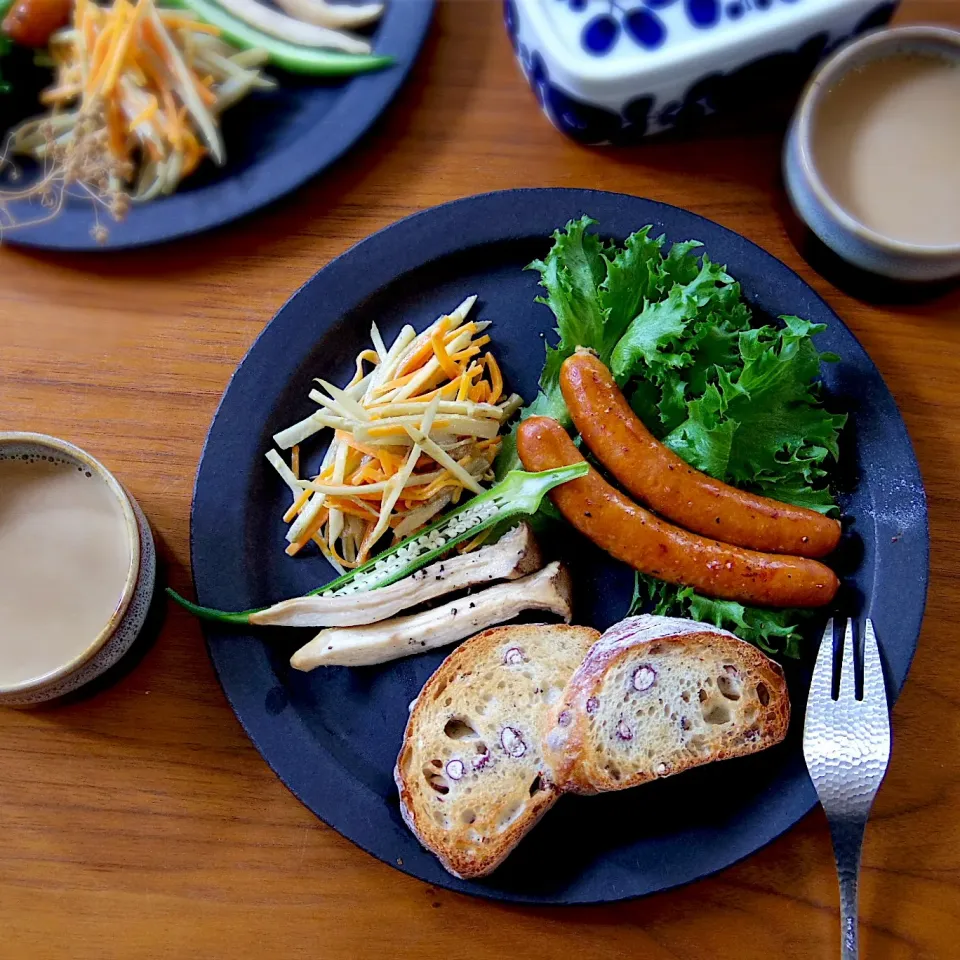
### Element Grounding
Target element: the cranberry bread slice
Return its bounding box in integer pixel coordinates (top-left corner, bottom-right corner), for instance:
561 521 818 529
544 615 791 795
395 623 600 879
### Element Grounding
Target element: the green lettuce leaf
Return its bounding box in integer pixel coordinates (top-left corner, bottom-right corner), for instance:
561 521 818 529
597 226 665 356
630 573 807 659
662 383 737 480
527 215 608 373
718 317 846 509
610 285 697 385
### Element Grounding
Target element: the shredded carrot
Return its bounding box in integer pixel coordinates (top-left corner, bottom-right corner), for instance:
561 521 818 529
485 352 503 403
86 20 117 95
100 0 145 97
457 527 493 554
377 450 399 474
396 341 434 378
449 345 480 364
285 507 330 556
181 140 204 176
129 95 159 129
456 363 482 402
350 463 382 485
414 378 462 403
335 431 402 469
443 322 474 345
159 86 182 148
366 424 414 439
430 331 460 381
192 72 217 107
158 13 221 34
321 539 359 569
375 368 421 393
283 489 311 524
291 445 300 479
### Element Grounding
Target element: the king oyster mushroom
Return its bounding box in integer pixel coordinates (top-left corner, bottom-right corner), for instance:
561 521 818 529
250 523 542 628
290 561 573 670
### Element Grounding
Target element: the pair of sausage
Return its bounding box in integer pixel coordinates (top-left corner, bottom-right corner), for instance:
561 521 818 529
562 350 841 558
516 353 840 608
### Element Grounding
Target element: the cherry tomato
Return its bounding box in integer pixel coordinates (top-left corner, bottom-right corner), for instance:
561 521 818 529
3 0 72 49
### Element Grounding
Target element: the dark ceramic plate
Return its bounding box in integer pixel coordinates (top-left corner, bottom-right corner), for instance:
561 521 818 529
191 188 928 904
0 1 434 250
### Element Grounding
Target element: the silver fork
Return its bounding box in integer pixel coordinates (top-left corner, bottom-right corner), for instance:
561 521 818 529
802 618 892 960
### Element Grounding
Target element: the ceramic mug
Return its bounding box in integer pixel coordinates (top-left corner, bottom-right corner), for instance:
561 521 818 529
0 433 156 706
784 24 960 282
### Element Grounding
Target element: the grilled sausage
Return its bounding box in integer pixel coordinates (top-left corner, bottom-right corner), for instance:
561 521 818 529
560 350 841 559
517 416 839 608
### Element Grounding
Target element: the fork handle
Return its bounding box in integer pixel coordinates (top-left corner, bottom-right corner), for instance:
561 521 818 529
829 817 867 960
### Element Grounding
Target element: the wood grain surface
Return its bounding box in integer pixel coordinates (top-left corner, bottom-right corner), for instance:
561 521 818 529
2 2 958 957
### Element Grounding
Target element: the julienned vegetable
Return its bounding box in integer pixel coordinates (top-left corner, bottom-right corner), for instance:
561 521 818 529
268 295 522 569
496 217 847 656
178 0 394 75
2 0 274 235
167 464 589 624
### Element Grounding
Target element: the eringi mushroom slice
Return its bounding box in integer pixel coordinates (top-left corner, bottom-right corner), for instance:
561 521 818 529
273 0 384 30
290 561 573 670
251 523 542 628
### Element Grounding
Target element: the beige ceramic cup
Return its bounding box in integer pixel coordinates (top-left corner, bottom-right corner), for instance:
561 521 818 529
0 433 156 706
784 25 960 282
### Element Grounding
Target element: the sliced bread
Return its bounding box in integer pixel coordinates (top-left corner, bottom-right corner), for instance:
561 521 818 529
395 623 600 879
544 615 791 795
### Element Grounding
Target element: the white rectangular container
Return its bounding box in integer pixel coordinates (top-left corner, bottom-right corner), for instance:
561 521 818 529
505 0 899 142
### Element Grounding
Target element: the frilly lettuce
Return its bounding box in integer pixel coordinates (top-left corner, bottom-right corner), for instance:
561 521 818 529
496 216 846 657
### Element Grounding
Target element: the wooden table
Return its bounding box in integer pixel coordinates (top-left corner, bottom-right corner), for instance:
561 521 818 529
2 2 958 957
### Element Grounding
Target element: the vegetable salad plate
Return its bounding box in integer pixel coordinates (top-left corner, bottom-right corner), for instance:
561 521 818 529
190 188 928 903
0 0 433 250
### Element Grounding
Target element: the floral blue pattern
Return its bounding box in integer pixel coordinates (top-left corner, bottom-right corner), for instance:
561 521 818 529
507 0 900 144
570 0 809 57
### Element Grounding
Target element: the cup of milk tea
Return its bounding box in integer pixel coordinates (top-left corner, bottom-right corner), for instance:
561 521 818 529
0 433 156 706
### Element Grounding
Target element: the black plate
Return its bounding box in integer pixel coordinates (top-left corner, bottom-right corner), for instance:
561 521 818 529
191 189 929 904
1 1 434 250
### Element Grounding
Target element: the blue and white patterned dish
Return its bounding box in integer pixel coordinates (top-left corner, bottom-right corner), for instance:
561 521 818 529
505 0 899 142
785 25 960 282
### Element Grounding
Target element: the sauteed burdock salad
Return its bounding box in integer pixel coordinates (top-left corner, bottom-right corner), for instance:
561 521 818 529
172 217 846 664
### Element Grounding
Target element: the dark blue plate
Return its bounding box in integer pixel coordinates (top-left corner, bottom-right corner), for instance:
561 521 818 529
191 188 929 904
2 1 434 250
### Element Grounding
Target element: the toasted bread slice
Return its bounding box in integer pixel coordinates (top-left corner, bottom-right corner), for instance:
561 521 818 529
395 623 600 879
544 615 791 795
